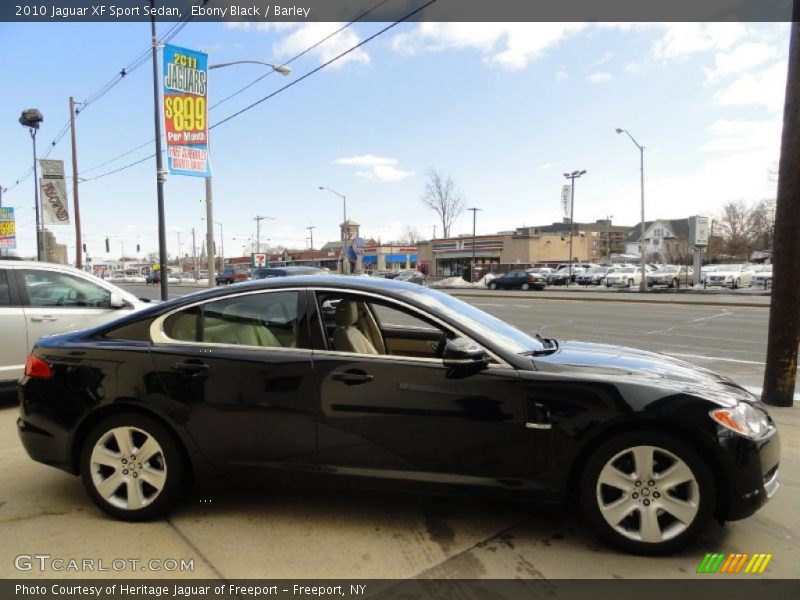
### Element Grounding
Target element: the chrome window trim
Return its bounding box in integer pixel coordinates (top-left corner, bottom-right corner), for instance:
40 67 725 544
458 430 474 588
150 287 306 351
309 286 512 369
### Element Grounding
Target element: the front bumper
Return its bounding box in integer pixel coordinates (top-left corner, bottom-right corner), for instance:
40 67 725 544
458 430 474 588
716 426 781 521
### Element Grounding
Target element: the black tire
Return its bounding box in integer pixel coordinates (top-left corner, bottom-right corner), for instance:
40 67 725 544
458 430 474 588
671 278 679 289
627 279 634 288
489 282 497 290
521 282 530 291
80 413 187 521
579 431 716 555
734 278 740 289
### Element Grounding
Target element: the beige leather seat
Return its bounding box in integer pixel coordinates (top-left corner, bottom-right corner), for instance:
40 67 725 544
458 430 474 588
333 300 379 354
204 303 281 347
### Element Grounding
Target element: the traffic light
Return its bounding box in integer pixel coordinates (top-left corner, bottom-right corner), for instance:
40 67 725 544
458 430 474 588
105 237 110 253
82 243 87 253
136 243 140 253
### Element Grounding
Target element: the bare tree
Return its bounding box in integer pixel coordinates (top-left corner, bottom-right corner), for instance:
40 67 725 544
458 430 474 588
751 198 777 250
398 225 422 245
717 201 759 258
420 167 465 238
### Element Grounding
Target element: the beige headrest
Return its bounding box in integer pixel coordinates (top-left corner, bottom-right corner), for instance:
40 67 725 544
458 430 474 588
334 300 359 327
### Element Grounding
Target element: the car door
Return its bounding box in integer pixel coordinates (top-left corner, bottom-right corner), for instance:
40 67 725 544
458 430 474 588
16 267 136 350
148 288 316 467
310 289 533 487
0 267 29 385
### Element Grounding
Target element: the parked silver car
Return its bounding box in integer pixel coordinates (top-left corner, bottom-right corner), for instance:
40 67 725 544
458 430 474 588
0 260 148 388
646 265 693 288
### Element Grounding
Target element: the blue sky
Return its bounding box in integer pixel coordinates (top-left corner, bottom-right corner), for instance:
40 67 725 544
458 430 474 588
0 21 789 262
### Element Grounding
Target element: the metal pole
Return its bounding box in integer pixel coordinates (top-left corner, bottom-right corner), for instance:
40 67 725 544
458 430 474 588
568 177 575 287
150 0 169 301
218 222 223 267
205 177 215 287
468 207 480 283
192 227 197 277
69 97 83 269
31 130 42 261
639 145 647 292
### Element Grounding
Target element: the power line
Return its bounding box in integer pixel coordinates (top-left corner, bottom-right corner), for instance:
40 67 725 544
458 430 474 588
211 0 437 130
210 0 392 111
4 1 205 192
81 0 388 176
83 0 439 184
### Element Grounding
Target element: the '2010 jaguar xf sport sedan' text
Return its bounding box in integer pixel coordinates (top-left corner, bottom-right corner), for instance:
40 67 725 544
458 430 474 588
17 277 780 555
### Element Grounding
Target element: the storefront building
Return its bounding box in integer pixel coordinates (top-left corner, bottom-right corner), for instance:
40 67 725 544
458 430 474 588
416 231 598 277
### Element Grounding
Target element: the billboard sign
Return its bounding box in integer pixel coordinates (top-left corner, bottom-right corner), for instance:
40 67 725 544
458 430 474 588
0 207 16 249
163 44 211 178
39 159 70 225
689 215 709 247
561 185 571 219
252 253 267 267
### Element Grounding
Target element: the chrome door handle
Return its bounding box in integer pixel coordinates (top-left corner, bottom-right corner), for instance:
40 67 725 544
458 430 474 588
332 370 373 385
30 316 58 322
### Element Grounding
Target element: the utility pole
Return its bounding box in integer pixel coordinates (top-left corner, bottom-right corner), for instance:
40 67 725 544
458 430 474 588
307 226 316 251
763 13 800 408
191 227 197 277
149 0 169 300
254 215 274 254
563 170 587 287
467 207 481 282
69 96 83 269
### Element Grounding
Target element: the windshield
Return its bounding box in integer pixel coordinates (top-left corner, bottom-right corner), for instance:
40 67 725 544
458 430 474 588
616 267 635 274
656 266 679 274
400 286 545 354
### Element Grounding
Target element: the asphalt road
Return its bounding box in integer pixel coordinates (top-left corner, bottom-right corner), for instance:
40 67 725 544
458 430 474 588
0 284 796 580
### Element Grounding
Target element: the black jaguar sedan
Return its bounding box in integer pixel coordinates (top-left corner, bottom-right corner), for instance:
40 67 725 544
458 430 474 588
18 277 779 555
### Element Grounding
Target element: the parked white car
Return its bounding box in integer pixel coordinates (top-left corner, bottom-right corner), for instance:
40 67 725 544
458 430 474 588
646 265 693 288
752 265 773 288
605 266 648 288
705 264 755 289
0 260 150 388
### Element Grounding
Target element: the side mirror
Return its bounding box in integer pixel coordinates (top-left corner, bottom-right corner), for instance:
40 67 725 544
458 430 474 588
443 337 489 369
109 291 126 309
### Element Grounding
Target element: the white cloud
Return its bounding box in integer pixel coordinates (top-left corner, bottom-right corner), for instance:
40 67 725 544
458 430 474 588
224 22 369 68
272 23 369 68
555 70 568 82
623 61 641 74
652 23 748 60
713 61 787 111
704 42 779 83
390 23 587 70
334 155 413 182
587 71 613 83
703 119 782 154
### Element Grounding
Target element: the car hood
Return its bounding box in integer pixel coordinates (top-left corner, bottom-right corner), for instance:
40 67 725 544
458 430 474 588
531 340 754 407
707 270 741 277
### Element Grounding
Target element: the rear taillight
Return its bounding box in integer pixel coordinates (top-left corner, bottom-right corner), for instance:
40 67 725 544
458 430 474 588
24 355 53 380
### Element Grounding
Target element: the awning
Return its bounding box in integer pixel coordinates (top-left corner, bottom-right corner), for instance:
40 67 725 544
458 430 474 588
386 254 408 262
362 255 377 264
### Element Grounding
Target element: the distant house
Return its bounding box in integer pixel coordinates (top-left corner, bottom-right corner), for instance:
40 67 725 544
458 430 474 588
625 218 692 262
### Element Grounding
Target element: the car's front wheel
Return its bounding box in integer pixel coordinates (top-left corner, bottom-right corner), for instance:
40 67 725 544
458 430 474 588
488 282 497 290
521 282 530 291
80 413 187 521
580 432 715 555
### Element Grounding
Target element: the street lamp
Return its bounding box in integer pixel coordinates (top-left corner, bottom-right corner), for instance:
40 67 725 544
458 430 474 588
467 207 481 282
19 108 44 261
616 127 647 292
319 186 348 274
563 170 587 287
203 60 290 288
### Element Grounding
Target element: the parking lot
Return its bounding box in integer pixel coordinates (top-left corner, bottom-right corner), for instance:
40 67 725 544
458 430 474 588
1 290 797 579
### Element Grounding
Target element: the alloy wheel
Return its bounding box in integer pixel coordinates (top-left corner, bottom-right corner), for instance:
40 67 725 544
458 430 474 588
595 445 700 543
89 426 167 511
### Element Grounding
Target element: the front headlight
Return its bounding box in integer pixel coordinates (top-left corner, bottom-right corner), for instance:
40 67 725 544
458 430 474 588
710 403 771 439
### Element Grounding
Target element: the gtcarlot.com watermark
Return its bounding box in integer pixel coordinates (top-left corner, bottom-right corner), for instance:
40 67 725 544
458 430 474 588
14 554 194 573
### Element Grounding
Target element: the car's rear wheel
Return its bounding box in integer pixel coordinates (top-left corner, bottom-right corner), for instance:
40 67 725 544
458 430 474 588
734 278 740 289
489 282 497 290
627 279 634 288
671 278 679 288
521 282 530 290
80 414 186 521
580 432 715 555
